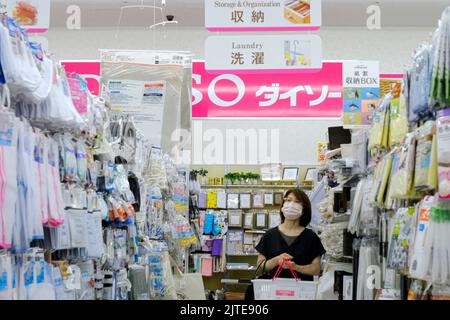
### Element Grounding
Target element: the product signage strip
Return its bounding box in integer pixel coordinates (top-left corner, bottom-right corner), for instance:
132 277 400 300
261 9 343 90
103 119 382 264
205 0 321 31
7 0 50 33
192 61 343 118
205 35 322 73
342 60 380 126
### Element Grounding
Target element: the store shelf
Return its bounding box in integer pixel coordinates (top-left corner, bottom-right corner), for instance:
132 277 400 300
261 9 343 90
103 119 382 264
227 254 259 257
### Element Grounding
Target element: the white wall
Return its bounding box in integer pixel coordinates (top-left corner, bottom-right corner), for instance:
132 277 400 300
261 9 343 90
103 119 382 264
42 26 432 164
44 26 434 73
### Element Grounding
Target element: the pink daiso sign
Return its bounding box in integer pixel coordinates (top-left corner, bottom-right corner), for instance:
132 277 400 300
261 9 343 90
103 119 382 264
192 61 343 118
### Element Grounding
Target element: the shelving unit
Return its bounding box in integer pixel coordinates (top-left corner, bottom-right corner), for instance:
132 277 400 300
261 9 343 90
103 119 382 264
195 171 314 296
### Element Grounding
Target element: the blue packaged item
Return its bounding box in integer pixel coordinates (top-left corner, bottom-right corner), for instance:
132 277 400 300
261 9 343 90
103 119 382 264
203 213 214 235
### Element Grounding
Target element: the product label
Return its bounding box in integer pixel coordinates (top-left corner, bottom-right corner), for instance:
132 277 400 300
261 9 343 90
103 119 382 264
108 79 166 146
342 60 380 127
36 263 45 284
67 77 88 115
0 271 7 291
24 265 34 287
0 128 13 146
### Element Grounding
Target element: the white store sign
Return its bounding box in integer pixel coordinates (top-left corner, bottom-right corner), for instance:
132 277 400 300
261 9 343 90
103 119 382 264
205 0 322 31
205 34 322 72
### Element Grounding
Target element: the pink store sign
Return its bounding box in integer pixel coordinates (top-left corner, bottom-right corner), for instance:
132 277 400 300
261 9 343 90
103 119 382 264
192 61 343 118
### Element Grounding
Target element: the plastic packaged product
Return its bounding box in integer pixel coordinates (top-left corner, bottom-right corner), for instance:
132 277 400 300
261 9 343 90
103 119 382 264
409 196 434 280
75 140 88 184
414 122 435 191
436 111 450 199
427 130 438 191
27 54 54 103
100 50 191 152
77 260 95 300
107 196 125 222
35 133 50 226
389 133 417 199
0 253 13 300
47 65 86 130
407 44 433 121
148 187 164 239
427 198 450 284
104 161 115 192
53 265 70 300
46 138 65 227
351 129 369 173
368 94 391 155
129 264 149 300
385 149 401 209
0 18 42 94
387 207 414 271
30 259 56 300
59 133 77 182
13 122 43 252
114 165 135 203
25 126 43 240
113 229 128 269
357 237 380 300
376 153 393 208
389 88 409 147
0 102 19 249
430 8 450 109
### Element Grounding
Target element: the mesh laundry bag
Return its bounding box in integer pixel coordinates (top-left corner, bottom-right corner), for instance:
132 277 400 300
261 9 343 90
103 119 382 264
100 50 192 155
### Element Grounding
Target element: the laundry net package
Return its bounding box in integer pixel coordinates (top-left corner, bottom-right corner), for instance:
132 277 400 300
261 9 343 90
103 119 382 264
100 50 193 157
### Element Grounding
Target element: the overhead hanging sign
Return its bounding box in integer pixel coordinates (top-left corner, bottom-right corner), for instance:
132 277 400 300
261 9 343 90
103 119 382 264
7 0 50 33
342 60 380 126
205 0 321 31
205 35 322 73
192 60 342 118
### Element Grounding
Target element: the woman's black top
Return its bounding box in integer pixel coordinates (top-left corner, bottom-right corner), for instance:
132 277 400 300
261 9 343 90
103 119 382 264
255 226 326 281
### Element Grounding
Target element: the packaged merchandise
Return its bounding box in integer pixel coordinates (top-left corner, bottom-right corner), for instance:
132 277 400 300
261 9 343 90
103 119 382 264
436 110 450 199
414 121 437 192
389 133 417 199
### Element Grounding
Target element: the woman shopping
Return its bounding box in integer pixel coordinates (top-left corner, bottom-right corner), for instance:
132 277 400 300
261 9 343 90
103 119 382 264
246 189 326 299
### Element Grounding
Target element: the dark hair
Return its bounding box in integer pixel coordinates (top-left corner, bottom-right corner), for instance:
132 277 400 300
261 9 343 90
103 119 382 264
280 189 312 227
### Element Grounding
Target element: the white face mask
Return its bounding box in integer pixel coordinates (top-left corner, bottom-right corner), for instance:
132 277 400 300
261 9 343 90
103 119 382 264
282 202 303 221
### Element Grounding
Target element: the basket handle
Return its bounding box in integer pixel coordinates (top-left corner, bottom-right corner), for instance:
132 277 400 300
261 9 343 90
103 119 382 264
272 259 300 282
